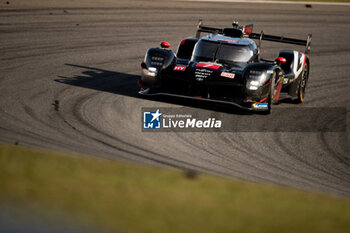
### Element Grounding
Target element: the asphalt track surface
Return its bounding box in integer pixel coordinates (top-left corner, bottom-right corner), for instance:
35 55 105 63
0 0 349 196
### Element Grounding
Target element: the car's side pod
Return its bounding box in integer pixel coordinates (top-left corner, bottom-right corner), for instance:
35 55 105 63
141 48 176 86
277 50 309 77
277 50 310 97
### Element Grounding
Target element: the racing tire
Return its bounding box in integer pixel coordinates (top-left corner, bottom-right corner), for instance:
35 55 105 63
261 85 273 115
294 63 309 104
258 73 274 115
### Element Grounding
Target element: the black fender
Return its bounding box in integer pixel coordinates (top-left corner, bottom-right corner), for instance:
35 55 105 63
176 38 199 62
141 48 176 86
243 63 282 102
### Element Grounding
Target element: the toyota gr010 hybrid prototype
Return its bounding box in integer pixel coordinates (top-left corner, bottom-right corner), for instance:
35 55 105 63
138 21 312 114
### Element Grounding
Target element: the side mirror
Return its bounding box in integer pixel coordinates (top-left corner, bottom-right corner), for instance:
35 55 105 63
275 57 287 64
160 41 170 48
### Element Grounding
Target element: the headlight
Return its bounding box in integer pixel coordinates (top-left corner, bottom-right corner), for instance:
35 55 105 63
148 67 157 73
142 67 158 77
246 70 267 90
150 56 165 67
247 81 259 90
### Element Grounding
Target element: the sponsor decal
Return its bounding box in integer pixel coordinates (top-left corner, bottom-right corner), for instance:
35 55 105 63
143 109 161 129
213 37 238 43
253 103 268 110
195 63 221 70
173 66 186 71
220 72 235 79
195 68 213 81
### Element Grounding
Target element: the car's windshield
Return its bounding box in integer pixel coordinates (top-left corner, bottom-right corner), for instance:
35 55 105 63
192 40 253 63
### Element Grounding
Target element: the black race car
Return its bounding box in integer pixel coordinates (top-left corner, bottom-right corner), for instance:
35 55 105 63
138 20 312 114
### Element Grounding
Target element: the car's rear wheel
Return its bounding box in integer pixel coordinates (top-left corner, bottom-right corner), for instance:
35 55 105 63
294 63 309 104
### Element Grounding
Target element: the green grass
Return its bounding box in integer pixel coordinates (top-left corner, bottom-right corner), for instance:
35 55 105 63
1 143 350 233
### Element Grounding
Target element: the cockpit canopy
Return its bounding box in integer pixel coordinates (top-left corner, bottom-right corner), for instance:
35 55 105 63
191 38 258 64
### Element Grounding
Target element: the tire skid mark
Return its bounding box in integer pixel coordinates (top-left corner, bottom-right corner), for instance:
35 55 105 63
272 134 350 194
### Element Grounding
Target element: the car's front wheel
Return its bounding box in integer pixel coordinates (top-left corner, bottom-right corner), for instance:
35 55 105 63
262 84 273 114
258 73 274 115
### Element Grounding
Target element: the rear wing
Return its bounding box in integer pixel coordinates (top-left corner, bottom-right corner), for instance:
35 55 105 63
249 32 312 54
195 26 222 38
195 20 312 54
